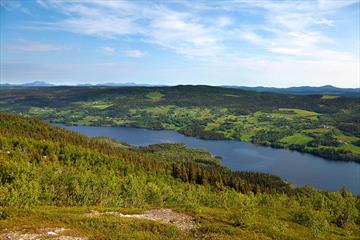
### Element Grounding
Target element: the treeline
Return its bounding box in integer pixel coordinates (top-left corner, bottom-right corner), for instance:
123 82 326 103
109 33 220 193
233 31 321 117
179 124 225 140
171 161 289 194
289 145 359 162
250 129 359 162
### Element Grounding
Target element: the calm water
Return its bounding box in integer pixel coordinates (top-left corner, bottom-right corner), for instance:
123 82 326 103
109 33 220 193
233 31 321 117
58 125 360 194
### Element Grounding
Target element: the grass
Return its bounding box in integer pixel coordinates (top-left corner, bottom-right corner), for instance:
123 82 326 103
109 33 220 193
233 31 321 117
321 95 340 100
146 92 165 101
2 205 358 240
29 107 55 116
278 108 319 119
340 144 360 155
74 101 113 110
280 133 314 145
0 207 186 240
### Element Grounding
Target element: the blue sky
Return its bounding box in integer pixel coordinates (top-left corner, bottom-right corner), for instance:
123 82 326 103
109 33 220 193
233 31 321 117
0 0 359 87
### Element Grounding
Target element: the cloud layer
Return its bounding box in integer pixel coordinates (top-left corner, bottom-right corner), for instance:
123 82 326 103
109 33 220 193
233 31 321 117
1 0 359 87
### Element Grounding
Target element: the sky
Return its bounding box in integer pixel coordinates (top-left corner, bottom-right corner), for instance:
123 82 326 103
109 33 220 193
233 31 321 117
0 0 359 87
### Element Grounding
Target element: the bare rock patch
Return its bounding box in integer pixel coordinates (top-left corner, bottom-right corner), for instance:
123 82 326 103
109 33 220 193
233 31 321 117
87 209 197 231
0 227 87 240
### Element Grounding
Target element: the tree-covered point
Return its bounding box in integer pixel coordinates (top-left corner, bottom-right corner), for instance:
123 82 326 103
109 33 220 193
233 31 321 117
0 85 359 162
1 113 359 239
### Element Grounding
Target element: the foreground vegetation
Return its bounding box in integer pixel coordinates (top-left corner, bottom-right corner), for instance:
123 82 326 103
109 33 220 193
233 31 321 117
0 113 359 239
0 85 359 162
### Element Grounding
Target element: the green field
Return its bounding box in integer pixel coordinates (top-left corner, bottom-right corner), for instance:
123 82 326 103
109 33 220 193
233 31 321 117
321 95 341 100
146 91 165 101
280 134 314 145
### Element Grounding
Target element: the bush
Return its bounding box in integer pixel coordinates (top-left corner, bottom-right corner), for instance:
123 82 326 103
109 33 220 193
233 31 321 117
0 207 10 220
327 190 358 227
293 207 329 237
230 204 256 227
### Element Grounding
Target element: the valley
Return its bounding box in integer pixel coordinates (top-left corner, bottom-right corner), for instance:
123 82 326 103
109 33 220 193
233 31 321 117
1 86 359 162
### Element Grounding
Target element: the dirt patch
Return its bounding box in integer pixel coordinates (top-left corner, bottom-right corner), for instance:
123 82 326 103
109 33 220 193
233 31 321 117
87 209 197 231
0 227 87 240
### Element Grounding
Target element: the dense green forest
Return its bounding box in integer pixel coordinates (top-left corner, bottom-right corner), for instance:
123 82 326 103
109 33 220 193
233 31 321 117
1 85 359 162
0 112 359 239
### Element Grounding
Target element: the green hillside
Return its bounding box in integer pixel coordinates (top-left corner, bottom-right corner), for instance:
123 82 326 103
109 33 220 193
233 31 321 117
1 85 359 162
0 113 359 239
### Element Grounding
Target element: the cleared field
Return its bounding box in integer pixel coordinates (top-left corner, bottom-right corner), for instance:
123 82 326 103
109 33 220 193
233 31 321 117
146 91 165 101
321 95 340 100
278 108 319 119
280 133 314 145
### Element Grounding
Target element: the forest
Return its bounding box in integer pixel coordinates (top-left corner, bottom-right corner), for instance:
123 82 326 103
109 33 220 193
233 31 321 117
0 112 359 239
0 85 359 162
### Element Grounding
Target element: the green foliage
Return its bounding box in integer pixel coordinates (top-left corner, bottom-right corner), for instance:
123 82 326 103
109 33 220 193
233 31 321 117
229 196 257 228
327 188 358 227
293 207 329 237
0 113 359 239
0 113 291 197
0 207 10 220
146 91 165 101
271 220 288 235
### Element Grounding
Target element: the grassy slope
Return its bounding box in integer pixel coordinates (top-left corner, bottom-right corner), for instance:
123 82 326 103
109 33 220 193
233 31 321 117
3 205 358 240
0 113 359 239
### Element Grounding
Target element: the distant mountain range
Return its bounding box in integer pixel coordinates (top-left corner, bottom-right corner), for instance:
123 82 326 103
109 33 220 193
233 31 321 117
0 81 56 87
1 81 358 96
78 82 158 87
223 85 359 96
0 81 158 87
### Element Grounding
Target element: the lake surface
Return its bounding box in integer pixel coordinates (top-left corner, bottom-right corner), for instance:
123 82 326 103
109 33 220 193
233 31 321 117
58 125 360 195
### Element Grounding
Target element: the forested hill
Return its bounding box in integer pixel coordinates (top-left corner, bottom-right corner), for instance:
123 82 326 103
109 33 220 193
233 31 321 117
0 112 291 195
1 85 359 162
1 112 359 239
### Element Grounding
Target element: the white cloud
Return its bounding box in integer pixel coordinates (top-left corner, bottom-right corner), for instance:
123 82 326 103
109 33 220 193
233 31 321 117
101 46 116 55
216 17 232 28
240 31 265 44
29 0 357 61
10 40 63 52
269 47 307 56
35 0 48 8
30 0 224 58
4 0 358 87
124 50 146 58
0 0 30 14
312 18 335 26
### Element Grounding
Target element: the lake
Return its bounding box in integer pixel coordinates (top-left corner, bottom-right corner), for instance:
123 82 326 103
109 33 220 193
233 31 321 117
58 124 360 195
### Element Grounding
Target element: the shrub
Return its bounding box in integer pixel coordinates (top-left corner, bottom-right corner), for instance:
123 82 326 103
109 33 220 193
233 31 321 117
230 204 256 227
0 207 10 220
293 207 329 237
